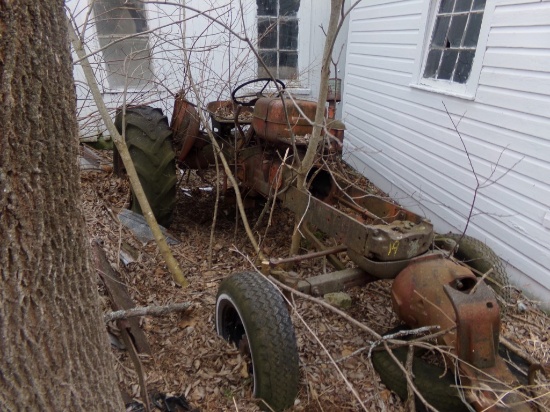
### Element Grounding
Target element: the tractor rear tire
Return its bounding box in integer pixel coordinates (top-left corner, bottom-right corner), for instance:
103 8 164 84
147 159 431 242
439 233 510 303
115 106 176 227
216 272 299 411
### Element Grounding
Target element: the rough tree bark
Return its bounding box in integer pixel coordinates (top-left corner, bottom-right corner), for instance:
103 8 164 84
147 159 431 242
0 1 124 410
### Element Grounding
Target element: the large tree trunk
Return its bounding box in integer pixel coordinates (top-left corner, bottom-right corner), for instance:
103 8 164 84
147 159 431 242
0 1 124 410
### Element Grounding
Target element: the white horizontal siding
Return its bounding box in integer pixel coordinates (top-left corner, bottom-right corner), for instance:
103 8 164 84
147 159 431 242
483 48 550 72
479 68 550 96
349 43 418 59
352 0 423 20
348 30 419 45
346 54 415 73
476 84 550 119
488 26 550 49
349 14 421 32
345 70 550 158
342 0 550 302
491 2 550 27
344 89 550 220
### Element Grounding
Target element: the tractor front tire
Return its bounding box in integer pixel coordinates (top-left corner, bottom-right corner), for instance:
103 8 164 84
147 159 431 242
216 272 299 411
115 106 176 227
372 327 470 412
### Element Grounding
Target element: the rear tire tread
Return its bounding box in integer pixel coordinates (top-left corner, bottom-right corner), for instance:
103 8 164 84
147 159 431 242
114 106 176 227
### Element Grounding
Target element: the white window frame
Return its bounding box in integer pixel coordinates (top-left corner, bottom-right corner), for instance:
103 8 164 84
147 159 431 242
411 0 495 100
92 0 155 92
256 1 299 80
253 0 312 93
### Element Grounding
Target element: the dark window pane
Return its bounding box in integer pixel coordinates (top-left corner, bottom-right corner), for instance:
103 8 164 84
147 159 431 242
280 0 300 16
454 0 472 12
448 14 467 47
258 18 277 49
258 51 277 77
453 50 474 83
431 16 450 47
127 3 148 33
257 0 276 16
279 51 298 79
98 36 153 88
279 19 298 50
473 0 486 11
424 49 442 78
437 50 458 80
259 50 277 66
439 0 454 13
94 0 148 35
464 12 483 47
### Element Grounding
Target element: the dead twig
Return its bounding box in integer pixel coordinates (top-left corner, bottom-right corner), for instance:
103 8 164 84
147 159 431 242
104 302 192 323
405 344 416 412
269 276 382 340
469 268 493 295
119 323 151 412
286 292 369 411
382 341 439 412
413 289 456 325
500 335 539 366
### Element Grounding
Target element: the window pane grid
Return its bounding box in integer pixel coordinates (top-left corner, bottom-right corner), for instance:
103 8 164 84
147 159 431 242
423 0 485 84
93 0 153 88
257 0 299 79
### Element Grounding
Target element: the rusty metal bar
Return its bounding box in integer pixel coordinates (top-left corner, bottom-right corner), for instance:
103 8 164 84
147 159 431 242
334 194 382 222
302 224 346 270
269 245 347 268
444 283 500 369
296 267 375 296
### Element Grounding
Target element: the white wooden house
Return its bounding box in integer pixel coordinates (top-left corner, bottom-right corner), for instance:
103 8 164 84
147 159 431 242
67 0 347 139
341 0 550 307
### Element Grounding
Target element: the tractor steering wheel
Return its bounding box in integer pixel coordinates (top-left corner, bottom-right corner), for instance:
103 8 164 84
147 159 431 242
231 78 286 106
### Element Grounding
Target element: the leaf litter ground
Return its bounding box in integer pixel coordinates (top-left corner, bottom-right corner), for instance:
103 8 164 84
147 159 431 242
80 147 549 411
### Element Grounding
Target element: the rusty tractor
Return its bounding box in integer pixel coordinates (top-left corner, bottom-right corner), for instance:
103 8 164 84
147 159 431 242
114 78 532 412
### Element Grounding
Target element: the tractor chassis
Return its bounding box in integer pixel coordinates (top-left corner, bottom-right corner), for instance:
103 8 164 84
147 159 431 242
119 81 529 411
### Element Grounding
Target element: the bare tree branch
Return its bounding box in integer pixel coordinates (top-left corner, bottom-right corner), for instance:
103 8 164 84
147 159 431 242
104 302 192 323
67 15 189 287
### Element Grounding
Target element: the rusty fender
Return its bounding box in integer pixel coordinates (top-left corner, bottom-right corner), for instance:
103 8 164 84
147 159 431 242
391 256 530 411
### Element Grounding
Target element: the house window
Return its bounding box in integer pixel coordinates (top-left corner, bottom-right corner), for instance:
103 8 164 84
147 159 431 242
257 0 300 80
423 0 486 84
93 0 153 89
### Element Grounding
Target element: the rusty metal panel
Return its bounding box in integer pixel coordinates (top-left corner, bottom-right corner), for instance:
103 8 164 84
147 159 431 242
171 95 200 163
346 249 431 279
391 258 530 411
280 186 433 262
444 283 499 369
252 97 317 142
281 185 369 250
343 185 425 224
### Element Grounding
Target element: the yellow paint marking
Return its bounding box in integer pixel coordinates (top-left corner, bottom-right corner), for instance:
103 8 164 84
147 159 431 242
388 241 400 257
